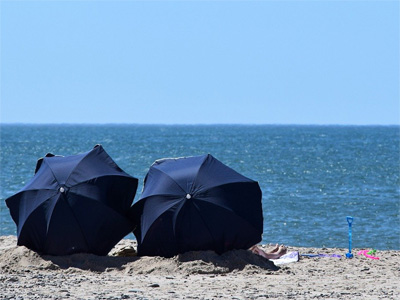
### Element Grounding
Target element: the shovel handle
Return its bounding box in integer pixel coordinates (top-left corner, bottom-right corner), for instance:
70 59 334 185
345 216 354 258
347 216 353 226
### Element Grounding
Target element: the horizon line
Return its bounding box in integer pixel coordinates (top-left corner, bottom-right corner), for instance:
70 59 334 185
0 122 399 127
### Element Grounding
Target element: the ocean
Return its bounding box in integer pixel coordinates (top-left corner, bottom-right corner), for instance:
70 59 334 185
1 124 399 250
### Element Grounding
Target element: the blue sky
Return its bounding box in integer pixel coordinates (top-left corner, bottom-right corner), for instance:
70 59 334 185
1 1 399 125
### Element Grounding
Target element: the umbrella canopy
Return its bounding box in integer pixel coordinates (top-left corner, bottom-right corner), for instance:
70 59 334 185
130 154 263 258
5 145 138 256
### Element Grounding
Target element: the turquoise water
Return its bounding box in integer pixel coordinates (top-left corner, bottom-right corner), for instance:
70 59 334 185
1 124 399 250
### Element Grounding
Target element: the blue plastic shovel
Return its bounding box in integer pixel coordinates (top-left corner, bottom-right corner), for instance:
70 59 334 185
346 216 354 258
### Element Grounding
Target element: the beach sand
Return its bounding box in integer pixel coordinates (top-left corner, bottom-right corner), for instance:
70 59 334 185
0 235 398 299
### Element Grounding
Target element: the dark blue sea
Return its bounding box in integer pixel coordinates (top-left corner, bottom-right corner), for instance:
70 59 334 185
1 124 399 250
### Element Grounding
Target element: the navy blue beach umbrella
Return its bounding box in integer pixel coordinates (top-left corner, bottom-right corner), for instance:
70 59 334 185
5 145 138 256
130 154 263 258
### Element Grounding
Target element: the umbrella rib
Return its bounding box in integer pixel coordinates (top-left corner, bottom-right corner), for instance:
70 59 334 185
15 192 58 236
50 194 91 251
43 160 61 188
193 197 262 243
64 155 132 189
153 167 188 195
181 200 219 247
186 155 209 195
12 189 58 217
191 155 254 194
16 187 56 194
63 154 88 186
44 154 95 189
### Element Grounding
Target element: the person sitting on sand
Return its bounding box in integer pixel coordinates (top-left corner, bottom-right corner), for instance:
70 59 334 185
249 244 287 259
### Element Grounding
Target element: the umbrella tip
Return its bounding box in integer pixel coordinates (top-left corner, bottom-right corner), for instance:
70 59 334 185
186 194 192 199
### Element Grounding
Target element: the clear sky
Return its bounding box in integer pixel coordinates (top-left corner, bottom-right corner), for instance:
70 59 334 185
1 0 399 125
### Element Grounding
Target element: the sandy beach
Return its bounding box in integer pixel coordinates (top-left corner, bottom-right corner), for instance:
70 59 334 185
0 235 398 299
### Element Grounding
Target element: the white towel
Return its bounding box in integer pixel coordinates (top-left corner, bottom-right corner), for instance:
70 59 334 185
270 251 299 265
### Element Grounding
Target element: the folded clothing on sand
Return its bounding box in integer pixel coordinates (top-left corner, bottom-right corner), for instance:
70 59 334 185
270 251 299 265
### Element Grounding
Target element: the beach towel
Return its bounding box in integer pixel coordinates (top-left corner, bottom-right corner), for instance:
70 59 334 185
270 251 299 265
